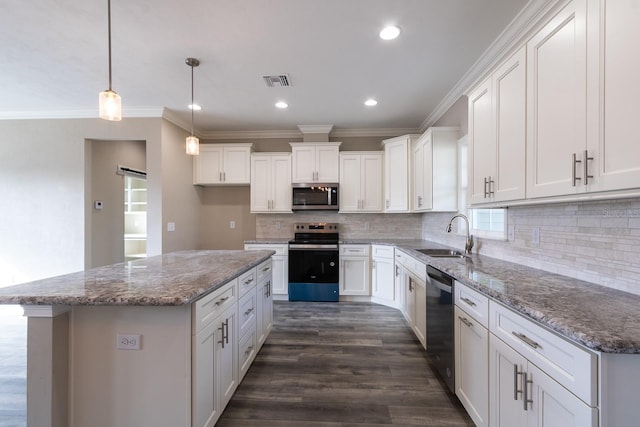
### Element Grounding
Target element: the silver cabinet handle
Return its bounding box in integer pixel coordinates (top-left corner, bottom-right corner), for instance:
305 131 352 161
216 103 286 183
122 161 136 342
460 297 476 307
218 319 229 348
483 177 488 198
418 195 423 207
262 266 271 272
584 150 593 184
488 176 494 196
386 200 390 208
245 345 254 356
219 172 223 182
513 364 524 401
223 172 226 182
244 278 254 285
244 307 254 316
523 372 533 411
572 153 582 187
512 331 541 349
215 296 229 306
395 265 399 277
458 316 472 328
372 260 376 269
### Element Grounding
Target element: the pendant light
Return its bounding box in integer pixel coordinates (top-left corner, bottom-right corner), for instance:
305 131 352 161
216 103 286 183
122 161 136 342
99 0 122 121
185 57 200 155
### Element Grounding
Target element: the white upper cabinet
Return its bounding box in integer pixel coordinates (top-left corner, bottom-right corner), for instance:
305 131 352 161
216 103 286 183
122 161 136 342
526 0 587 199
412 127 459 212
339 152 383 213
382 135 419 212
585 0 640 192
290 142 340 183
469 46 526 205
194 144 253 185
250 153 291 213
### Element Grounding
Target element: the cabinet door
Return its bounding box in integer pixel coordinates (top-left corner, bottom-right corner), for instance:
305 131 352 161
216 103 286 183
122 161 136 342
413 277 426 349
361 154 383 212
340 256 370 296
192 321 219 427
339 154 362 212
468 78 495 205
217 307 237 411
455 306 489 427
257 278 273 348
271 155 292 212
194 147 223 184
384 139 410 212
271 255 288 296
405 273 415 326
489 334 527 427
250 156 271 212
291 146 316 183
587 0 640 193
316 145 339 182
222 146 250 184
412 141 424 211
372 256 395 302
527 364 597 427
421 135 434 210
494 46 526 202
526 0 587 198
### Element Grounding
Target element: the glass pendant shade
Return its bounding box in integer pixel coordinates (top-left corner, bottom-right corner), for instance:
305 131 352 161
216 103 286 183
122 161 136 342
99 89 122 121
186 135 200 155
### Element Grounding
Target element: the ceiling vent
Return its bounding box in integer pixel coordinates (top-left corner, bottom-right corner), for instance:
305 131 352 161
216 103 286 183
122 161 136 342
263 74 291 87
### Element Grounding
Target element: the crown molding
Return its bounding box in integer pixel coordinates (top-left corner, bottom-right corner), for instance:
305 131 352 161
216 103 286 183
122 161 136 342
419 0 555 131
297 124 334 134
330 127 420 138
0 107 164 121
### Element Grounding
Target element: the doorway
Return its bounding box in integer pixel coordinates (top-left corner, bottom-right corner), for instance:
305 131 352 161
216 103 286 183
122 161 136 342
124 174 147 261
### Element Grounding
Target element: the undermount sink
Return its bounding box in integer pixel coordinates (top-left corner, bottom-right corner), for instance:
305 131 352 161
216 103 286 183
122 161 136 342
416 248 467 258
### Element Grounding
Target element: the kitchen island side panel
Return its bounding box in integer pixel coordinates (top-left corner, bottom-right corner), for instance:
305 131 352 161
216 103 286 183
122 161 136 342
69 305 192 427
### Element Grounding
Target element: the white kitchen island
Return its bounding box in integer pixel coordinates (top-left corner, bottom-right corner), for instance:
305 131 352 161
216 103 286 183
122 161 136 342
0 250 274 427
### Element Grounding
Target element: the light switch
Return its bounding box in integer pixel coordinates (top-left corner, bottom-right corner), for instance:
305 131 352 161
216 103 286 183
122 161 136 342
531 227 540 246
507 225 515 241
167 222 176 232
230 221 236 229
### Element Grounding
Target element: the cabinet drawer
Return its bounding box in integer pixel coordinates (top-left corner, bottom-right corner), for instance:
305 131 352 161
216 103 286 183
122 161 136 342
490 302 597 405
340 245 370 256
245 244 287 256
238 325 257 380
192 279 237 334
256 258 273 282
238 268 257 297
372 245 394 259
238 290 257 339
455 281 489 328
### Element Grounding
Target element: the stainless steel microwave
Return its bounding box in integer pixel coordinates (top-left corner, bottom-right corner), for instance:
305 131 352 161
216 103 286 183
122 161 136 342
291 183 339 211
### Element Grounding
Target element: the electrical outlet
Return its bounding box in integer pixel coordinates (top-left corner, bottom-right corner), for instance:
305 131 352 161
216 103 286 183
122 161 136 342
276 221 281 230
507 225 515 241
531 227 540 246
364 221 370 230
167 222 176 232
116 334 141 350
230 221 236 229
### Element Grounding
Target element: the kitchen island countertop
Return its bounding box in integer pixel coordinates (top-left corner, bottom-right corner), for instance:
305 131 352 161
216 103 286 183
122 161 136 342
0 250 275 306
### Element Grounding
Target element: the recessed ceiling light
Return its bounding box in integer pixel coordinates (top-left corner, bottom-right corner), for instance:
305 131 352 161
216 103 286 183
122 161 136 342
188 104 202 111
379 25 400 40
275 101 288 109
365 99 378 107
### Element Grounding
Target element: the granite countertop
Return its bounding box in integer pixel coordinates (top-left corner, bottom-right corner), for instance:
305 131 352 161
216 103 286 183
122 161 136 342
383 240 640 355
0 250 274 306
244 238 291 244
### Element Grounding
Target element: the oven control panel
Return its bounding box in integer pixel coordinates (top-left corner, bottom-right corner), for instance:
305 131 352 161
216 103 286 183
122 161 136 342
293 223 339 232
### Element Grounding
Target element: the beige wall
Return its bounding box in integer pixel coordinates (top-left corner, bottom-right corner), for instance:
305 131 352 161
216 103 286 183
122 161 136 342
199 187 256 250
90 140 146 268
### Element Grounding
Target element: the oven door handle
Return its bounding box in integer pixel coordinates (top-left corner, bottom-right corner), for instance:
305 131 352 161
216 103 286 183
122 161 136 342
289 244 339 250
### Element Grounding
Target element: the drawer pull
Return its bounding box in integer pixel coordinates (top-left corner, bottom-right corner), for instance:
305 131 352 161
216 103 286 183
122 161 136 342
513 332 541 349
460 297 476 307
244 278 254 285
458 316 473 328
261 266 271 272
244 307 254 316
214 296 230 306
245 345 254 356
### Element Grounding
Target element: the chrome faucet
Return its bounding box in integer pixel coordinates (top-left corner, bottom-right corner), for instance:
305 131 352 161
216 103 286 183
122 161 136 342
446 214 474 255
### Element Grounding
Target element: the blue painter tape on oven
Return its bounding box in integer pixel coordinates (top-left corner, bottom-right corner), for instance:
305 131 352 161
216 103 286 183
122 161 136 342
288 282 339 302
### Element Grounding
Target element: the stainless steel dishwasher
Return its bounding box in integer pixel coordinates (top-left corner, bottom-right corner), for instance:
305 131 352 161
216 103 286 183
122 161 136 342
426 265 455 393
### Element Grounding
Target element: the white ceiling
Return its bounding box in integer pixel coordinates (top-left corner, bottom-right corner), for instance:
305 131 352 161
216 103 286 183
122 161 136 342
0 0 530 135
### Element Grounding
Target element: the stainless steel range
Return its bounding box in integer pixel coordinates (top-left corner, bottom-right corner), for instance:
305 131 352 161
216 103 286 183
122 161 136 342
288 222 340 302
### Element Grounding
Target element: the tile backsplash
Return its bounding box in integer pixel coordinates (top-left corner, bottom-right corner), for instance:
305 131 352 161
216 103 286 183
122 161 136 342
256 212 423 240
422 198 640 296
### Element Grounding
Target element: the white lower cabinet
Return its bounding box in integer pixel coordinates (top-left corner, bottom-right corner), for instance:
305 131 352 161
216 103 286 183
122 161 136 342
371 245 396 307
395 249 426 349
454 282 489 427
339 245 371 296
256 259 273 349
488 301 597 427
244 244 288 298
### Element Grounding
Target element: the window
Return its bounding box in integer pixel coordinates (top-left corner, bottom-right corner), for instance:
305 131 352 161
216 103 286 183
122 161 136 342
457 136 507 240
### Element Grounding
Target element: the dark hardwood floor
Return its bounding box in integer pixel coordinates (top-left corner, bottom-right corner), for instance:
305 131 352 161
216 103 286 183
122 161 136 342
218 301 474 426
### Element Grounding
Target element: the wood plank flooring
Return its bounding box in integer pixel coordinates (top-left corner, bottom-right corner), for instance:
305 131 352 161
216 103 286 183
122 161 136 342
218 301 474 426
